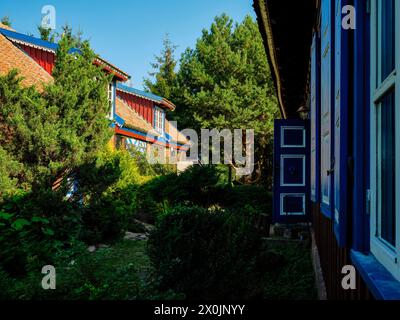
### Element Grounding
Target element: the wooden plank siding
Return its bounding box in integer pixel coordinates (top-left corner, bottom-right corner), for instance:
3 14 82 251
312 203 373 300
117 90 154 125
19 44 55 75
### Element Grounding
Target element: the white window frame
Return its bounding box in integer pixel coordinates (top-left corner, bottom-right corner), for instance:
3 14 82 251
108 81 116 120
280 193 306 216
154 107 165 135
126 138 147 154
370 0 400 280
280 154 306 187
280 126 306 148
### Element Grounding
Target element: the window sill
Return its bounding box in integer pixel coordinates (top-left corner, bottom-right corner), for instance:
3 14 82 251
351 250 400 300
320 203 331 219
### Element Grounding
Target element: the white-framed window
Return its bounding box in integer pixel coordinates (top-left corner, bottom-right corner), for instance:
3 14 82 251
126 138 147 154
108 81 115 119
154 107 165 135
370 0 400 280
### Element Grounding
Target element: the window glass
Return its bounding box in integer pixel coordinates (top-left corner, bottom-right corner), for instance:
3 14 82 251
155 108 164 134
381 0 395 81
376 90 396 246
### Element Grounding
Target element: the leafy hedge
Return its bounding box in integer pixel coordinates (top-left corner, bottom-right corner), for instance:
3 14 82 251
0 147 158 280
136 165 272 223
148 205 283 300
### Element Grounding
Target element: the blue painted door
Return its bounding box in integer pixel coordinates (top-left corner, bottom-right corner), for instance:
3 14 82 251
273 119 310 224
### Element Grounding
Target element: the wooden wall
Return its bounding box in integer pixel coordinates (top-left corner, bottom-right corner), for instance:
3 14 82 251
117 90 154 125
20 44 55 75
312 203 373 300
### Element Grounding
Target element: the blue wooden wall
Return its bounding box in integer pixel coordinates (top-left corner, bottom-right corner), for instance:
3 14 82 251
310 33 321 204
320 0 334 219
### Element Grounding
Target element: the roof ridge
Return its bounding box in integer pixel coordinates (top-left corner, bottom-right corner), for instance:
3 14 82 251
0 27 130 80
0 23 15 32
0 33 53 90
117 83 163 102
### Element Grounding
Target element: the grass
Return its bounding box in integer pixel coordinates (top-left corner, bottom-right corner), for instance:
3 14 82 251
0 240 177 300
1 238 316 300
63 239 185 300
59 239 183 300
55 240 157 300
264 241 317 300
93 240 152 281
73 240 317 300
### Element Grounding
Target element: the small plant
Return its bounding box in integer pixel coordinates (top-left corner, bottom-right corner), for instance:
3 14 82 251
148 205 284 300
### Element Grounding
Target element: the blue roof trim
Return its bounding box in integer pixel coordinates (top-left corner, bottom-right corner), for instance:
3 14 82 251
117 126 187 148
117 83 163 103
0 27 81 54
114 114 125 128
351 250 400 300
0 27 58 51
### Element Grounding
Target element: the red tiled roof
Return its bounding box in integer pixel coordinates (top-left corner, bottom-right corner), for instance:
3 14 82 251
0 22 15 31
0 33 53 90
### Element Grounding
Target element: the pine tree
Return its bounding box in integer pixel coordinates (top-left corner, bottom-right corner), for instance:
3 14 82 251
1 16 11 27
144 34 179 101
0 34 112 193
147 14 279 183
60 24 84 48
37 25 56 42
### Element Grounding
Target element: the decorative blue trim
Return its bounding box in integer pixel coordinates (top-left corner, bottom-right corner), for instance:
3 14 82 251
0 27 80 54
352 0 371 252
117 126 186 148
333 0 350 248
319 0 335 220
351 250 400 300
114 114 125 127
320 203 332 219
273 119 311 224
314 31 321 205
117 83 164 103
310 33 321 203
0 27 58 51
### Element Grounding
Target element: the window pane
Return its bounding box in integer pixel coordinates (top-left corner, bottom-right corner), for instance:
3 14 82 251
377 91 396 246
381 0 395 80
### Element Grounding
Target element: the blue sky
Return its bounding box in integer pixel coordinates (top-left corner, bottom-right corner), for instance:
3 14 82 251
0 0 256 89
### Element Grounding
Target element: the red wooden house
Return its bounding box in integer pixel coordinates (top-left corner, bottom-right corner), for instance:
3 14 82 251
0 22 189 166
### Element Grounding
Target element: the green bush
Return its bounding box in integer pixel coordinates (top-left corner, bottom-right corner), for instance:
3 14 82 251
135 165 221 223
0 239 183 300
0 147 157 279
137 165 272 224
76 148 155 244
263 242 317 300
147 205 284 300
0 190 78 277
218 185 272 214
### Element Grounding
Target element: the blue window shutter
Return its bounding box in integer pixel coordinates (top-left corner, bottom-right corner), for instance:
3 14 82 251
352 0 371 252
320 0 333 218
310 34 317 202
333 0 350 246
